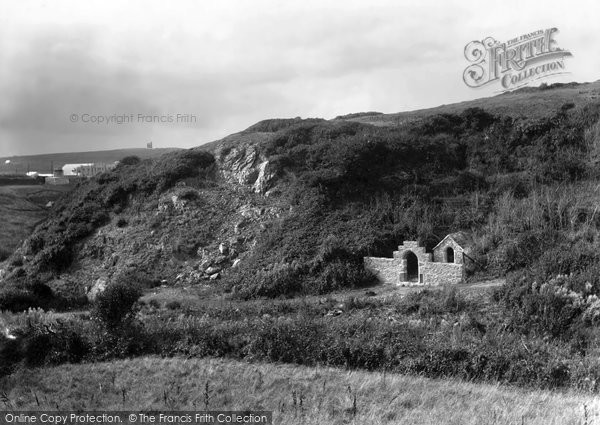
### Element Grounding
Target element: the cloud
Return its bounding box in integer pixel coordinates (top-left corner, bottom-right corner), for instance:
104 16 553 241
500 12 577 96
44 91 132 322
0 29 158 154
0 0 598 155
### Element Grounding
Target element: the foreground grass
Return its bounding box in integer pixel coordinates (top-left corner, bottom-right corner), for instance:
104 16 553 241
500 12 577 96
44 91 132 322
0 357 598 424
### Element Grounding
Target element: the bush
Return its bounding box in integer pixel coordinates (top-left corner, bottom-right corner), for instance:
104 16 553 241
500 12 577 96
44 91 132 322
316 259 376 293
237 262 303 299
1 309 92 375
496 270 591 339
120 156 141 166
397 286 472 316
153 150 215 192
177 187 199 201
0 288 47 312
92 281 142 330
166 300 181 310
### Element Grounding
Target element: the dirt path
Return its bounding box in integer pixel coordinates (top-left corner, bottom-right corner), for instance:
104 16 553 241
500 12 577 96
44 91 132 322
137 277 508 314
295 277 506 303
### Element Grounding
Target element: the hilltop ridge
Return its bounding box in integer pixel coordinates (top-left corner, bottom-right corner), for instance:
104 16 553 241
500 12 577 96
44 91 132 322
336 80 600 125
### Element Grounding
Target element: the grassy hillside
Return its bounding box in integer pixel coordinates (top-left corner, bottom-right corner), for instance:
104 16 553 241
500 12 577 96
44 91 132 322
340 80 600 126
0 148 180 262
0 148 181 175
1 356 597 424
0 185 73 261
2 81 600 394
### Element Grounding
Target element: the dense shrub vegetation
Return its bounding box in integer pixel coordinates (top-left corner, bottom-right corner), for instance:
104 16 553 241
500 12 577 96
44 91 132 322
4 102 600 301
0 150 214 287
3 88 600 392
2 287 599 391
226 103 600 298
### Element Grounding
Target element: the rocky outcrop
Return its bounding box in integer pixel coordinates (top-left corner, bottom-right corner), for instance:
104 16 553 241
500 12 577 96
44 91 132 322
218 145 278 194
86 278 107 302
253 161 277 194
219 145 260 186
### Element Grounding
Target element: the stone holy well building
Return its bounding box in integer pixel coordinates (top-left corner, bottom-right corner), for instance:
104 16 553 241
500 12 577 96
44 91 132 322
364 232 472 286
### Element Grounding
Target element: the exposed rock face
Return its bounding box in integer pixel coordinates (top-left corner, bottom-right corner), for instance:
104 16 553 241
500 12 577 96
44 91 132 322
220 146 260 185
87 278 107 302
218 145 277 194
253 161 277 194
2 132 290 296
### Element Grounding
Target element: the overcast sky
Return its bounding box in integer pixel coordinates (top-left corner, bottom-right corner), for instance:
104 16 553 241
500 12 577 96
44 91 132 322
1 0 599 156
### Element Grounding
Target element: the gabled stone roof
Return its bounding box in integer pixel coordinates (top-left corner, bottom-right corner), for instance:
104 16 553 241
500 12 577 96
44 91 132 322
432 231 472 251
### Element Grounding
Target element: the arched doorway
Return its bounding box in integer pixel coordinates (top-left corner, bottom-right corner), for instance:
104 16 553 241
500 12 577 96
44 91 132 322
405 251 419 281
446 247 454 263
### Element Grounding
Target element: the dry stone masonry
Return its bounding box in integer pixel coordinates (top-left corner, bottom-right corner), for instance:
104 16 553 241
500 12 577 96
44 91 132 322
364 232 471 286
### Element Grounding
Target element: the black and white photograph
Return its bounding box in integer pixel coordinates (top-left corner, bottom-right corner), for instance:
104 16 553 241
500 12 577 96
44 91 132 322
1 0 600 423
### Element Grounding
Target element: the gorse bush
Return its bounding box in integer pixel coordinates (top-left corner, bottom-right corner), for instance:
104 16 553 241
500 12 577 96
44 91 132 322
316 259 375 293
0 308 92 376
119 155 141 166
492 228 600 348
235 261 303 299
397 286 474 316
0 278 55 312
92 281 142 330
0 288 46 312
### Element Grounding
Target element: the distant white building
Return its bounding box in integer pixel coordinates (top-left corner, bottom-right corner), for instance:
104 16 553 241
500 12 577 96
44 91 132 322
62 163 92 176
62 162 117 177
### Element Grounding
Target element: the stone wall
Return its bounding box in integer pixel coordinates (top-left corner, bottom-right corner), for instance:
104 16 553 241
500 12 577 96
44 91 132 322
393 241 432 262
364 238 466 286
364 257 400 285
391 241 432 285
364 238 464 286
422 262 463 285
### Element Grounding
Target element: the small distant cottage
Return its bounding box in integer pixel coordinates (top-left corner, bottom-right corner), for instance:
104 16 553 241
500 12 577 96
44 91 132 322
364 232 472 286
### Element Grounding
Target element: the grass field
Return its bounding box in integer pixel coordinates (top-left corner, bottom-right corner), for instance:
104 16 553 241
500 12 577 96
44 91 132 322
0 185 73 259
0 356 597 424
